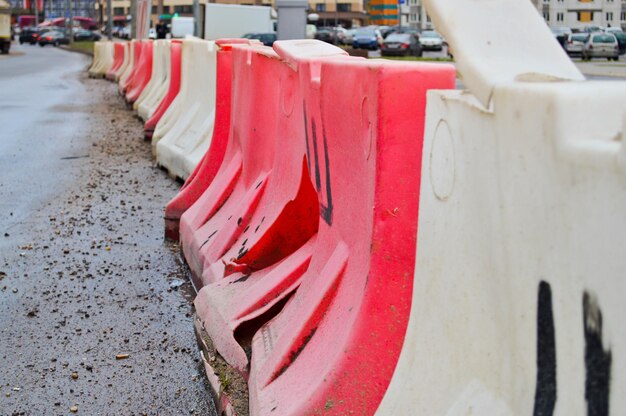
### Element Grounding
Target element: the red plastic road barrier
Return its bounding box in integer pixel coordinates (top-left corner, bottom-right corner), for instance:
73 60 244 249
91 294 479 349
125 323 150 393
119 41 143 95
179 42 335 291
191 40 455 415
144 40 182 140
164 39 259 241
125 40 153 104
190 42 341 377
106 43 125 81
247 45 455 416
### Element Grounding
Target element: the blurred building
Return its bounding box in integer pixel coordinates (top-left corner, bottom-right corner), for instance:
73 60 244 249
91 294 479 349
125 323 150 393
366 0 397 26
534 0 626 30
48 0 96 18
8 0 97 18
99 0 366 28
310 0 366 27
406 0 430 30
403 0 626 32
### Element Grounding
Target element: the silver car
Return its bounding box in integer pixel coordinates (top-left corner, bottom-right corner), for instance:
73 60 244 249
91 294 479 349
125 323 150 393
419 30 443 51
582 33 619 61
565 33 588 56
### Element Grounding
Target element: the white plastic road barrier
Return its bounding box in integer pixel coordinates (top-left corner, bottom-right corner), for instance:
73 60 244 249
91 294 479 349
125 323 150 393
88 41 114 78
154 39 218 179
87 41 103 77
433 0 584 107
150 39 191 155
378 0 625 414
135 40 171 121
113 42 130 82
118 40 137 87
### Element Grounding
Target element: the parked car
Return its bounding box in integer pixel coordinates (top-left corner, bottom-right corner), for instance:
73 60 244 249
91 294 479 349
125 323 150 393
38 30 70 47
335 27 347 44
352 27 382 50
582 26 603 33
74 29 101 41
419 30 443 51
379 25 393 39
18 27 38 44
305 24 316 40
384 25 419 37
613 32 626 55
551 26 572 48
381 33 422 57
315 27 339 45
19 27 53 44
116 26 130 39
344 28 356 45
606 27 623 35
392 27 420 36
582 32 619 61
551 26 572 35
242 32 276 47
565 33 588 56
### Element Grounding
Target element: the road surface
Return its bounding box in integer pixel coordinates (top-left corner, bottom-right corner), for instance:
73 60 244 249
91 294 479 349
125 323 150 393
0 43 217 415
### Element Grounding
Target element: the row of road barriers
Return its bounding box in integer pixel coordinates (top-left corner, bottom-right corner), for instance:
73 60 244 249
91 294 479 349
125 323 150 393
86 0 626 413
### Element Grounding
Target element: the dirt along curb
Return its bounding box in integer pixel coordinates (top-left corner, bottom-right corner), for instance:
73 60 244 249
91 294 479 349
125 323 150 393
194 316 249 416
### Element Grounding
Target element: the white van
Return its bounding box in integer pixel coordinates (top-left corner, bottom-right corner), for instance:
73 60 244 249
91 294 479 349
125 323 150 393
171 16 194 38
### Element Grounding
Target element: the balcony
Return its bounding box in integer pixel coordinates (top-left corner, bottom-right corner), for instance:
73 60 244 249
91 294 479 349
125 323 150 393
568 1 602 12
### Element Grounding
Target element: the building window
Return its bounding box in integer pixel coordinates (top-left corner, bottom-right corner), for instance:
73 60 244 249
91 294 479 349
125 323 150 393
606 11 613 21
544 11 550 21
557 12 564 21
173 5 193 14
622 11 626 21
315 3 325 11
113 7 124 15
337 3 351 12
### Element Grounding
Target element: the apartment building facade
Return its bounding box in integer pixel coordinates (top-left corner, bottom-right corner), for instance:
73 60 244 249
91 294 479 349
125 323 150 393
309 0 365 27
537 0 626 29
406 0 626 32
406 0 426 30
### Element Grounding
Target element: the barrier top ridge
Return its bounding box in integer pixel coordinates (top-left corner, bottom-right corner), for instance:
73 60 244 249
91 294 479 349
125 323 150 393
273 40 349 69
422 0 584 107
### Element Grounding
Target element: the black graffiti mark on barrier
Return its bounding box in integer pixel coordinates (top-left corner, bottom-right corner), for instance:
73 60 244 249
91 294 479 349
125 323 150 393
303 103 312 176
533 281 557 416
532 285 613 415
303 102 333 226
583 291 612 416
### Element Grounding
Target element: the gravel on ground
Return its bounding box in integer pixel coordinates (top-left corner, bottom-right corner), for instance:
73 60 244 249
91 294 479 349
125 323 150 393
0 71 216 416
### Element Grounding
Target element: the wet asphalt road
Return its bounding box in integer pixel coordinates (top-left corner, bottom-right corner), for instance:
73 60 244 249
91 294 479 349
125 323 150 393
0 43 217 415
